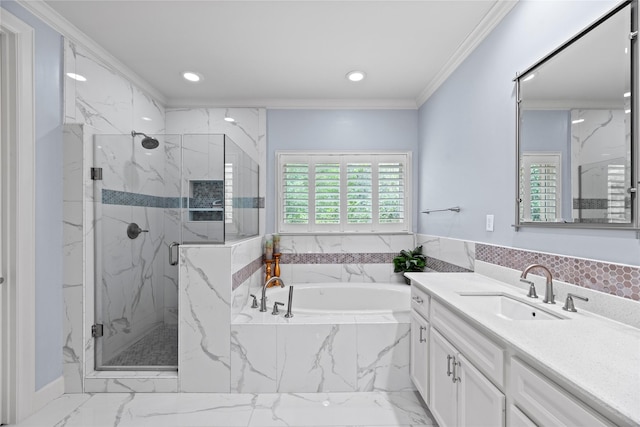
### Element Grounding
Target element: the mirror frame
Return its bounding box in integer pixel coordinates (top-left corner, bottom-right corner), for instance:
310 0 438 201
515 0 638 230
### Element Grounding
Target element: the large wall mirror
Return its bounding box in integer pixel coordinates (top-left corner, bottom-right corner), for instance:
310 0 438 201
515 0 637 229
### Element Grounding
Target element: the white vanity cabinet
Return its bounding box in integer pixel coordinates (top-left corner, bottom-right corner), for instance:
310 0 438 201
510 358 615 427
430 328 505 427
410 312 429 400
410 285 430 401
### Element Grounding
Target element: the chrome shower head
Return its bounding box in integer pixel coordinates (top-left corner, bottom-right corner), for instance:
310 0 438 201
131 130 160 150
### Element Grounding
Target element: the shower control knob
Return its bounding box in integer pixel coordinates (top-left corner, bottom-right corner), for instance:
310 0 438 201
127 222 149 239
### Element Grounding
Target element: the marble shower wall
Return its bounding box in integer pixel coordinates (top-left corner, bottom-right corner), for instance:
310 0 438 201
63 38 171 391
166 107 267 238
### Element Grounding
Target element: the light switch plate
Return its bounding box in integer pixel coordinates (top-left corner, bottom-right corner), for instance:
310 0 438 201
486 214 494 232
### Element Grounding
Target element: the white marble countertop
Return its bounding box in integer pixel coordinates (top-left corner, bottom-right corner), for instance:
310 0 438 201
405 272 640 427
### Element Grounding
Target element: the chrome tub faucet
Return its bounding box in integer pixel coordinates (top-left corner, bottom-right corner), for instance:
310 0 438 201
260 276 285 312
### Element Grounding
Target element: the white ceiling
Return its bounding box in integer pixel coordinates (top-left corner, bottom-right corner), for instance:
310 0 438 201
41 0 516 108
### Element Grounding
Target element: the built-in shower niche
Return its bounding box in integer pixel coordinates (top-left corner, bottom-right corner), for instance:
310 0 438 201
181 134 259 243
187 180 224 222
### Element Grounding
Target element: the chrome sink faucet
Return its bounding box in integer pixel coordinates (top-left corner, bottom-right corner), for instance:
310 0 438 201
520 264 555 304
260 276 285 312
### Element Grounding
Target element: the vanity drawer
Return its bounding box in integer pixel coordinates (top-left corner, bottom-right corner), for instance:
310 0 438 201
411 285 430 320
431 300 504 388
510 358 614 427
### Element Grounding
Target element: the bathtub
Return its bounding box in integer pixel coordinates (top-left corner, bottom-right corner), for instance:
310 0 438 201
266 282 411 314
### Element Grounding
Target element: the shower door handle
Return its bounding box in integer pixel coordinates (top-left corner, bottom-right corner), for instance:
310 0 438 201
169 242 180 266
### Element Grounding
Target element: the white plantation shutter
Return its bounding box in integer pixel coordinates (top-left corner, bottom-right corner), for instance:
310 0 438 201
282 162 309 224
379 162 404 224
520 153 561 222
278 152 410 233
607 163 627 222
347 163 372 224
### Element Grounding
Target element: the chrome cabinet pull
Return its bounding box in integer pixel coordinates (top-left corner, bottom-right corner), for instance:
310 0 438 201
446 355 453 377
419 326 427 343
452 357 461 383
412 296 423 304
169 242 179 266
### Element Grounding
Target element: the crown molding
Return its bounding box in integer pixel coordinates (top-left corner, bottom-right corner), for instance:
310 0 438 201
16 0 167 106
167 97 418 110
415 0 518 108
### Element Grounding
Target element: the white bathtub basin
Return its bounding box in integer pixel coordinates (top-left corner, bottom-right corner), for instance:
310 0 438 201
265 282 411 314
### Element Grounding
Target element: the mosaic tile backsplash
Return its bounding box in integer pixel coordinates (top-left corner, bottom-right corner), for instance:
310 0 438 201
477 244 640 301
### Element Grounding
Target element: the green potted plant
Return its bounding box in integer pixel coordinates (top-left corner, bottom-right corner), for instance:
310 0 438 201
393 245 427 284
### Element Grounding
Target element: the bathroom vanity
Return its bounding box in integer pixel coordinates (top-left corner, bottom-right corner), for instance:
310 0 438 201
407 272 640 427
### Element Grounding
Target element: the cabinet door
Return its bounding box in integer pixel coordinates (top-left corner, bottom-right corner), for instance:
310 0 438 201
410 313 429 402
430 328 458 427
457 353 505 427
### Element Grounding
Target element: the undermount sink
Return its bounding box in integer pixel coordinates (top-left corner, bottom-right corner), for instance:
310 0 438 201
458 292 566 321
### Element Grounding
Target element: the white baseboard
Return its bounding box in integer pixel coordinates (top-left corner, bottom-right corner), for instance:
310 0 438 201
32 376 65 414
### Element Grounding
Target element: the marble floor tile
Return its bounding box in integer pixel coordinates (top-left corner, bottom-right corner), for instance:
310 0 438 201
10 391 436 427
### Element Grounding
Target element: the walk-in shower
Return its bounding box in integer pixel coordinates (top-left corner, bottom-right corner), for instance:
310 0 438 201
92 132 259 370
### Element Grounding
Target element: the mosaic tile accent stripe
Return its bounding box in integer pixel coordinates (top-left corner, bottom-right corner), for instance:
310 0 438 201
103 190 264 211
232 256 263 291
280 252 396 265
102 189 180 208
477 244 640 301
233 197 264 208
426 257 473 273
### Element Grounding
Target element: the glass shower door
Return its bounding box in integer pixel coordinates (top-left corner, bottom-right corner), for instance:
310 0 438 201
93 133 181 370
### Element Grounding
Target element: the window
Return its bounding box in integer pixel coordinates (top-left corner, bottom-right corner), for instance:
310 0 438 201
520 153 561 222
277 152 411 233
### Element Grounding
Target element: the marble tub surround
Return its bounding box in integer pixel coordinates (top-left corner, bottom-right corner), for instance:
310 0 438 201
415 234 475 272
13 391 436 427
276 234 414 283
407 272 640 426
231 303 412 394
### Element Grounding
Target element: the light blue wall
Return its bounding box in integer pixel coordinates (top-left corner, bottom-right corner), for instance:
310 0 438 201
1 1 64 389
417 0 639 265
266 109 419 234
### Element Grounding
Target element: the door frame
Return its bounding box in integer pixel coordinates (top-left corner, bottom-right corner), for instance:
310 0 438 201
0 8 36 425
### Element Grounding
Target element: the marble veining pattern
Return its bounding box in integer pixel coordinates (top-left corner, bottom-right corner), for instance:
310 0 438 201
179 246 231 392
14 391 435 427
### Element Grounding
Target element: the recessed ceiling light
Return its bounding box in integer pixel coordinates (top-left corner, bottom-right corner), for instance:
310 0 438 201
141 117 152 121
624 91 631 98
346 71 366 82
572 118 585 124
625 109 631 114
224 117 235 123
66 73 87 82
522 73 535 82
183 72 202 82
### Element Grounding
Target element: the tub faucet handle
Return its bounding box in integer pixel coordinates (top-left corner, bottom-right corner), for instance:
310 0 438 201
285 286 294 318
249 294 258 309
272 301 284 315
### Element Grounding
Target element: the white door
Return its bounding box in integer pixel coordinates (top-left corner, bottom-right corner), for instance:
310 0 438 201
410 313 429 402
429 328 458 427
457 353 505 427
